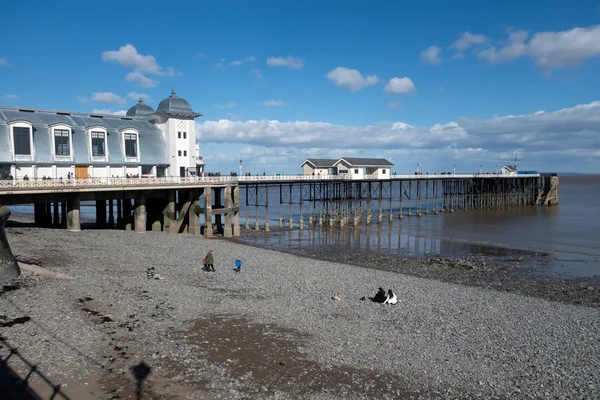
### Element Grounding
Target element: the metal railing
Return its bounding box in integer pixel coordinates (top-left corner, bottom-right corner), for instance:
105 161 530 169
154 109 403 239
0 176 237 189
0 172 541 191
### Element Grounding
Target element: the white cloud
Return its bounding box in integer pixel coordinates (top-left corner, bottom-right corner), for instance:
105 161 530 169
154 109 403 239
197 101 600 173
128 92 151 102
266 56 304 69
250 68 264 80
126 71 158 88
477 25 600 69
91 108 127 116
1 94 17 100
420 45 442 65
477 30 529 63
88 92 126 105
325 67 379 92
260 100 288 107
384 77 416 94
196 53 207 59
388 102 401 109
230 56 256 66
450 32 489 52
215 58 227 68
215 102 237 109
0 58 8 66
102 44 162 74
101 44 179 86
528 25 600 68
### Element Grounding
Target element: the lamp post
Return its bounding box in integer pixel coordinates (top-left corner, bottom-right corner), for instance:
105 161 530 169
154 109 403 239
479 165 482 174
417 163 420 174
453 164 456 175
239 159 243 177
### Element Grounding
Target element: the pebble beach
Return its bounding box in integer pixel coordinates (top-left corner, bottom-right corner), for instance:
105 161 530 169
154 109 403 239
1 221 600 399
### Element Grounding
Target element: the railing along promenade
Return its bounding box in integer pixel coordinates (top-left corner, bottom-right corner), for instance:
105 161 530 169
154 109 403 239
0 173 541 193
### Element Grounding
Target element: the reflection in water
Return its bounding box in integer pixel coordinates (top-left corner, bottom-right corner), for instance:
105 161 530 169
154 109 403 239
240 224 600 279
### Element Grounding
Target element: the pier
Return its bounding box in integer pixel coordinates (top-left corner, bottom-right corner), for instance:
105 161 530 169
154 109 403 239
0 173 558 237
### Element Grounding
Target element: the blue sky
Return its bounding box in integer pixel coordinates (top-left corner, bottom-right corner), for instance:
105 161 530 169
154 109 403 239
1 0 599 174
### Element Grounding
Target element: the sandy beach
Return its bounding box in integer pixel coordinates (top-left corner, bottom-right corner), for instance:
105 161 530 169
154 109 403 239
1 222 600 399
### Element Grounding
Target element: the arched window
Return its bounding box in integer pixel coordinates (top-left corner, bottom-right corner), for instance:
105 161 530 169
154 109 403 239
121 129 139 161
8 121 34 159
49 123 73 160
88 126 108 160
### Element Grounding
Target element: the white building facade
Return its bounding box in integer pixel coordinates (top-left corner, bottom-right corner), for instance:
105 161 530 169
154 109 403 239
300 157 394 179
0 90 203 180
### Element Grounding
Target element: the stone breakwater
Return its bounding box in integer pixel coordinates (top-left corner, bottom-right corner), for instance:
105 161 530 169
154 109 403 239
0 226 599 399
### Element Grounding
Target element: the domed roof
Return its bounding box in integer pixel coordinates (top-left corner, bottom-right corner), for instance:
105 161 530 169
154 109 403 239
126 98 155 117
155 89 201 118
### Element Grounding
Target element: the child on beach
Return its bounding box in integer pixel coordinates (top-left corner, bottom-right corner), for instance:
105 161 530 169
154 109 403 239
234 257 242 272
147 267 165 280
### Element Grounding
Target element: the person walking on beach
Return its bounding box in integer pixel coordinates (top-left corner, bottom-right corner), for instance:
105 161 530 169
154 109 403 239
205 250 215 272
234 257 242 272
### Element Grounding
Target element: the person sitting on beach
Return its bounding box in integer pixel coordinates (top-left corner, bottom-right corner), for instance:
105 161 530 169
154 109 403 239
369 287 387 303
384 289 398 305
234 257 242 272
147 267 165 280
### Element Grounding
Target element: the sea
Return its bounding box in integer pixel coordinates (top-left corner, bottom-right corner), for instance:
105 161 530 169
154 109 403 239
236 175 600 280
6 175 600 280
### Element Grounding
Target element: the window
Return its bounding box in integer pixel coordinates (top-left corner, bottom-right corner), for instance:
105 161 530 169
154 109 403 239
382 169 387 174
124 133 137 157
91 131 105 156
178 150 182 156
54 129 70 156
13 127 32 155
183 151 187 157
183 132 187 139
354 169 359 174
178 132 181 139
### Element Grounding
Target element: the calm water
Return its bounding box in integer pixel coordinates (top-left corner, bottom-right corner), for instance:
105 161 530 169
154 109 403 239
238 175 600 279
6 175 600 279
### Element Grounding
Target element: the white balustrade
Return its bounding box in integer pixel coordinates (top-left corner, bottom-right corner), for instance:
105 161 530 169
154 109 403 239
0 172 541 192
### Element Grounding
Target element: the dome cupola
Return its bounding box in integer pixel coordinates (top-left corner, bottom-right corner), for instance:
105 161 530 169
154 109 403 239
155 89 201 118
125 98 155 117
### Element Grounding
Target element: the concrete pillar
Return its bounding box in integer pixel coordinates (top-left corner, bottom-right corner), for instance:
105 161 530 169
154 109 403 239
204 188 213 238
309 216 313 225
214 187 222 234
289 218 294 229
96 200 106 229
279 217 284 228
378 214 383 224
124 199 132 231
52 202 59 228
45 203 52 227
134 197 147 233
34 203 45 227
264 203 270 232
116 199 123 229
299 217 304 230
61 202 67 228
233 186 240 237
108 200 115 228
67 195 81 232
223 186 232 238
366 214 372 225
319 216 323 225
164 191 176 233
189 197 200 235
